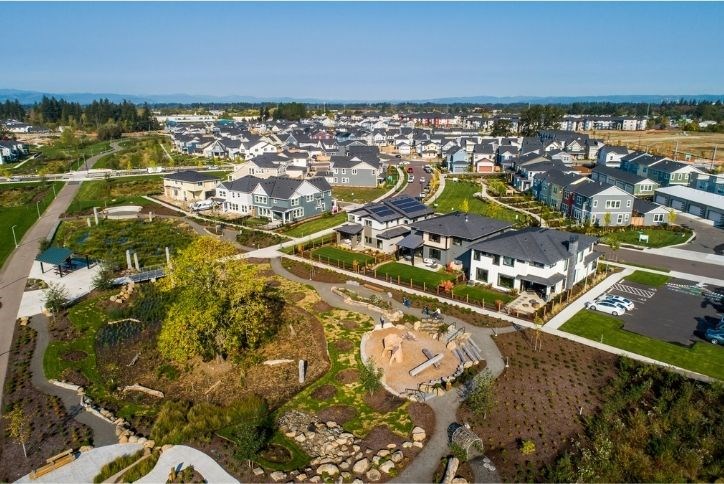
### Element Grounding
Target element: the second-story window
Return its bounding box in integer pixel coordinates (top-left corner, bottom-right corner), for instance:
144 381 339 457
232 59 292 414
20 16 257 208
429 233 441 243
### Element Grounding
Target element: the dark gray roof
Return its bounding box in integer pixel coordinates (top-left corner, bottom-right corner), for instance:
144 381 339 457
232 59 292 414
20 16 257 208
219 175 262 192
472 228 598 266
335 223 363 235
648 159 694 174
411 212 512 240
377 226 411 240
307 177 332 192
571 181 620 198
535 168 586 188
633 198 667 214
350 195 433 223
592 165 653 185
164 170 217 183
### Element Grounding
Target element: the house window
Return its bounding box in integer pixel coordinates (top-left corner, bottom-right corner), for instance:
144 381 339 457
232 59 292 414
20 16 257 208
341 169 347 175
653 213 664 222
351 169 357 175
365 236 372 244
475 268 488 282
498 275 515 289
333 168 338 174
492 254 500 266
605 200 621 209
617 214 624 224
452 237 462 246
502 256 514 267
254 195 267 204
429 233 441 243
341 177 349 184
626 200 632 208
334 178 338 183
592 200 598 208
291 197 299 206
306 194 314 202
429 248 441 261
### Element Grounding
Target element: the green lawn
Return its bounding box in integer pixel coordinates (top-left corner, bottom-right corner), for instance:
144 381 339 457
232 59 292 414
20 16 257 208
93 136 168 170
376 261 456 288
310 246 376 266
452 284 514 306
602 228 692 248
66 175 163 215
625 270 670 287
279 212 347 238
19 140 113 175
0 181 64 267
332 186 388 204
560 311 724 380
433 180 527 224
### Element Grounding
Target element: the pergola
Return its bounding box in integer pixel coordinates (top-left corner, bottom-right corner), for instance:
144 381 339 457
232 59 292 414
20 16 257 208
35 247 89 278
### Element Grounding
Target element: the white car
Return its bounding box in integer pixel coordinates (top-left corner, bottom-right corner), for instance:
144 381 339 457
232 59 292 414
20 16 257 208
585 300 626 316
407 175 414 183
597 294 635 310
419 177 426 183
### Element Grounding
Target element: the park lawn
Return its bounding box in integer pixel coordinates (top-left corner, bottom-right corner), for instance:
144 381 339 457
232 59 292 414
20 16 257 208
625 270 670 287
376 262 456 288
434 180 526 224
92 136 168 170
311 246 376 266
332 186 387 204
280 212 348 238
283 308 412 436
603 228 691 248
560 311 724 380
0 181 64 268
451 284 514 306
66 175 163 214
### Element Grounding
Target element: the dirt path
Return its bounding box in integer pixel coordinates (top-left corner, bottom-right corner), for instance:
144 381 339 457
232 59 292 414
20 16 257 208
269 257 511 483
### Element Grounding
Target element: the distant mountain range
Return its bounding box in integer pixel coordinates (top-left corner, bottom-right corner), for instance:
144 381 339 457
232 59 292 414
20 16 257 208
1 88 722 106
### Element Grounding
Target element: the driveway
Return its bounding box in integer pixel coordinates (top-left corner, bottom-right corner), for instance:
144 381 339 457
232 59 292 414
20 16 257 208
677 217 724 255
595 246 724 279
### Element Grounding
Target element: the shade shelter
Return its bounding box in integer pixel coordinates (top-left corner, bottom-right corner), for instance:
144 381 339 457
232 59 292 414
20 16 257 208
36 247 90 278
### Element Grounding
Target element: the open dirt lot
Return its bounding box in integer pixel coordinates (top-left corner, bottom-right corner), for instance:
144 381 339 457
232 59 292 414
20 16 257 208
600 130 723 165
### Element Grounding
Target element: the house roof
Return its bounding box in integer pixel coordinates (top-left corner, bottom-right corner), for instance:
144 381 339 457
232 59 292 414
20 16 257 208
633 198 668 215
335 223 364 236
377 226 411 240
410 212 512 240
571 181 628 198
472 228 598 266
535 168 586 188
592 166 655 185
648 159 700 174
164 170 217 183
655 185 724 209
350 195 433 223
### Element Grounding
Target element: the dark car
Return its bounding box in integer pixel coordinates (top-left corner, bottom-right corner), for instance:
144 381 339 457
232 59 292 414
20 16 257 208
395 154 401 158
406 166 414 173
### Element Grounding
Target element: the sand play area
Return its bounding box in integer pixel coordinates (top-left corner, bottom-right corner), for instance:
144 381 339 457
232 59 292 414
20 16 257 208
363 326 459 395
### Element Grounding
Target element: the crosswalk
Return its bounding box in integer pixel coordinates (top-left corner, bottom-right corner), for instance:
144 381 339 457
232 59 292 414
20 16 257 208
611 283 656 299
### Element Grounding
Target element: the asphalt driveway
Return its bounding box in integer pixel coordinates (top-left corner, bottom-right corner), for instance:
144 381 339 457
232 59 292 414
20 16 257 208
678 217 724 255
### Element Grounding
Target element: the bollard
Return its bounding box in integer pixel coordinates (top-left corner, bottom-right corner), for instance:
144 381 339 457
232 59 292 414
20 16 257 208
165 247 171 266
133 252 140 271
93 207 99 226
126 250 133 271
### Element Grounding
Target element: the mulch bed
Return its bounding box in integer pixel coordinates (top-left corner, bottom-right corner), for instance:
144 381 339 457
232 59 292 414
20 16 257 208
335 369 359 384
60 368 90 387
458 329 618 482
0 323 92 482
282 259 348 284
408 402 435 435
61 350 87 361
341 319 359 330
312 301 333 313
311 384 337 401
359 425 405 452
332 339 354 352
363 389 405 413
317 405 357 425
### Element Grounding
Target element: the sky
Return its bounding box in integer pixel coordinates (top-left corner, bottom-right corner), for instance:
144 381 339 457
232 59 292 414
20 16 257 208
2 1 723 101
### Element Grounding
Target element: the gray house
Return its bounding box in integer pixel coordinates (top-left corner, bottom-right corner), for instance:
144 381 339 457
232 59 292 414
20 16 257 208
330 155 380 187
632 199 669 226
590 166 659 197
562 182 634 227
398 212 513 269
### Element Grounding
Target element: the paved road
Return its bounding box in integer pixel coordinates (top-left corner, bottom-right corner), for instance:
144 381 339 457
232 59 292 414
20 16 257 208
676 216 724 255
595 246 724 278
0 141 122 418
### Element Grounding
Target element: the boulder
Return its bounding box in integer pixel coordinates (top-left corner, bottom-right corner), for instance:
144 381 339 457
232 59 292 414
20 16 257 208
79 445 94 453
295 434 307 443
352 480 364 484
402 441 413 449
295 473 307 481
128 435 139 444
161 444 174 452
372 455 381 466
386 443 397 449
339 461 350 471
143 440 155 449
118 435 128 444
366 469 382 482
379 461 395 474
252 468 265 477
317 463 340 477
309 477 321 483
451 479 468 484
413 441 424 448
326 421 338 428
285 431 297 438
352 458 370 474
137 437 147 445
390 451 403 463
411 426 426 442
270 471 287 482
341 472 351 481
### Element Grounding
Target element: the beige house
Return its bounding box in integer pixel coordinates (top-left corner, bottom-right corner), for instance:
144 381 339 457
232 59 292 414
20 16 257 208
163 170 218 203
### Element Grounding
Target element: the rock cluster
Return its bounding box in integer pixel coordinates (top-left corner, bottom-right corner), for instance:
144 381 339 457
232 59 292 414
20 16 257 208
276 410 425 480
109 282 135 304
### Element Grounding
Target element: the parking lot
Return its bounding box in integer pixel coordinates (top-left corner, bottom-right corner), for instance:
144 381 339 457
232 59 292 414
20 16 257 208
605 278 723 346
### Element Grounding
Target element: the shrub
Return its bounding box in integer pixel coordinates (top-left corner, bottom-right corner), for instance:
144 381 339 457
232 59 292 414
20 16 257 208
358 360 383 395
93 450 144 483
119 450 160 482
520 439 536 455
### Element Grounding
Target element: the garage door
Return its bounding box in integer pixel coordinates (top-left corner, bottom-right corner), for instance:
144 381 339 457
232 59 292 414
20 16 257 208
655 194 667 205
707 210 723 225
671 199 685 210
688 204 704 217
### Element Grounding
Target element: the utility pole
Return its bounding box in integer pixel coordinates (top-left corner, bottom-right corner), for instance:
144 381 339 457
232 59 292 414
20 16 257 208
712 145 717 171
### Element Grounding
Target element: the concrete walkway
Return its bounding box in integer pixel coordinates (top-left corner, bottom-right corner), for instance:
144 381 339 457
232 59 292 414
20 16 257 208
135 445 237 484
425 170 446 205
0 140 123 419
16 443 142 483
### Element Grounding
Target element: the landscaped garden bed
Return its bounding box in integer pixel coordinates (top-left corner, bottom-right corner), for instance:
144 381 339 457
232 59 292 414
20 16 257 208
601 226 692 248
375 262 458 289
64 175 164 215
434 180 528 224
278 212 348 238
236 228 290 249
624 269 670 287
310 246 378 269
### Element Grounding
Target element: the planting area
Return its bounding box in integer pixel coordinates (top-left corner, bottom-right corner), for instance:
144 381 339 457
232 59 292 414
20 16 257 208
488 192 567 228
236 228 290 249
624 269 670 287
93 136 170 170
278 212 347 238
18 139 112 175
433 180 527 224
0 181 64 267
602 227 691 248
376 262 456 288
53 218 197 269
332 186 388 203
65 174 164 215
310 246 377 267
0 324 92 482
458 329 618 482
451 284 514 306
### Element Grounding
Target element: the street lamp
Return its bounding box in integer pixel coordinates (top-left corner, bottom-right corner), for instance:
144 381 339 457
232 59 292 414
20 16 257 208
11 225 18 248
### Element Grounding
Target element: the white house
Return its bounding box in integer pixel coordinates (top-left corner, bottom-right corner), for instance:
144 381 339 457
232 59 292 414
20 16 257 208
469 228 600 300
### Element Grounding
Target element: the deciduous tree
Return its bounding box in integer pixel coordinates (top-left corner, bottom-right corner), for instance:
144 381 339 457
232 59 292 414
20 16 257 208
3 405 31 458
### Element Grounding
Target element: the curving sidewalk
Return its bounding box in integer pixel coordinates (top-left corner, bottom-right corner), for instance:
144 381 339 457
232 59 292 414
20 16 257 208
135 445 238 484
477 181 547 227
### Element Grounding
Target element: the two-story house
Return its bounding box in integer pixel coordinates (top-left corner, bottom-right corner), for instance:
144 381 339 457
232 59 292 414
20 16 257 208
217 175 332 224
398 212 512 269
689 173 724 195
562 182 634 227
329 155 380 187
590 166 659 197
596 146 630 168
645 159 702 187
532 169 589 209
469 228 599 299
163 171 218 203
336 195 434 253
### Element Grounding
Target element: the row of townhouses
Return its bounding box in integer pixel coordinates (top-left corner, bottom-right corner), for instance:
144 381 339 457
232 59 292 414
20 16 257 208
0 139 29 164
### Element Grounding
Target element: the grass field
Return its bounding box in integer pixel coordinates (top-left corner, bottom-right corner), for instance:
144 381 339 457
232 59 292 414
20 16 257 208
279 212 347 238
602 227 691 248
310 246 376 266
0 181 64 267
451 284 514 306
376 261 456 288
66 175 163 214
600 129 724 164
560 310 724 380
625 270 670 287
332 186 387 203
93 136 169 170
434 180 527 224
16 140 112 175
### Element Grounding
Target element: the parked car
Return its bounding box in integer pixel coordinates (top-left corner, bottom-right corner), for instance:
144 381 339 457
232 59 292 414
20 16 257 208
597 294 635 310
190 200 215 212
423 165 433 173
419 177 426 184
704 327 724 345
407 175 414 183
395 154 401 158
406 166 414 173
585 300 626 316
